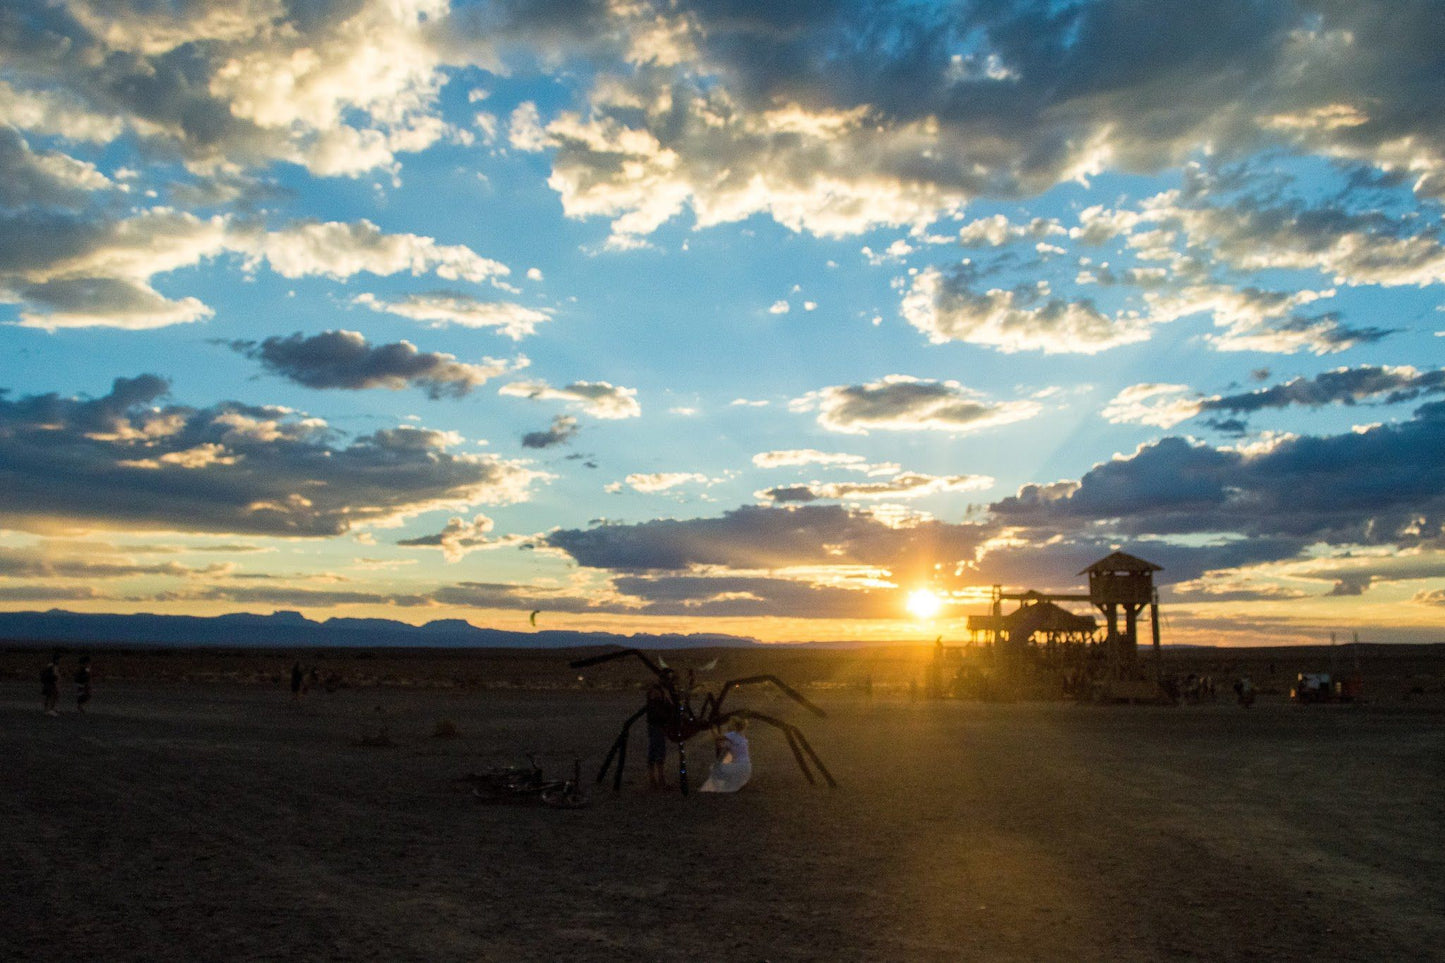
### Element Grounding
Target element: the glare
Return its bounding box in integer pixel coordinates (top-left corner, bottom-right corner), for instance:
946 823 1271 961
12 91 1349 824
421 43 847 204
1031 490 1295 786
906 588 943 620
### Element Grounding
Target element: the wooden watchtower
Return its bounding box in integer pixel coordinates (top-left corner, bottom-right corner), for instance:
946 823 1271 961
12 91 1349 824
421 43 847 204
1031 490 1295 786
1081 551 1162 678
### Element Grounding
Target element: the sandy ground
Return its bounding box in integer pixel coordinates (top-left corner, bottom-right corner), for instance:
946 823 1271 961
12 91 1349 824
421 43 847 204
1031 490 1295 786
4 660 1444 962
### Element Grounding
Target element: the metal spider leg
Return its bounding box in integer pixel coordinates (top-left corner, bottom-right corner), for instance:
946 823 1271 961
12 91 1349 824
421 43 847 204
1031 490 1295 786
713 675 828 719
731 709 838 788
596 705 648 790
677 740 690 797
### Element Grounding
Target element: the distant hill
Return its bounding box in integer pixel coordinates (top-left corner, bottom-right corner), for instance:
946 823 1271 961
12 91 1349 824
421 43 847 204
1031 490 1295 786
0 609 760 650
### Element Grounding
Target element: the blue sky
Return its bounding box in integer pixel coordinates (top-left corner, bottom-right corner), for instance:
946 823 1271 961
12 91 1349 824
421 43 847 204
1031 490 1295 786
2 0 1444 644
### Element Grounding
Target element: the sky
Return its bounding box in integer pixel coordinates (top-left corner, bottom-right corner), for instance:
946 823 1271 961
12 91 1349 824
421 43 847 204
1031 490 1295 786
1 0 1444 646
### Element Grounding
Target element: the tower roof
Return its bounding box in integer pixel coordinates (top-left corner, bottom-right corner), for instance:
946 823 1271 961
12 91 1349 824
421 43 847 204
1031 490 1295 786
1079 550 1162 575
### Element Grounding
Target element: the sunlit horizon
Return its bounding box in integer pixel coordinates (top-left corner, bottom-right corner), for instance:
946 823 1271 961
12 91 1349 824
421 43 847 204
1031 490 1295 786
0 1 1442 647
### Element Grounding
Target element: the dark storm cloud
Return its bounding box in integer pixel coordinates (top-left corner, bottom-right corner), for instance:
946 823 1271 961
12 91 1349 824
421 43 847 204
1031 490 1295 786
0 375 542 537
228 330 517 398
547 503 992 575
521 415 579 449
1201 366 1445 416
990 403 1445 545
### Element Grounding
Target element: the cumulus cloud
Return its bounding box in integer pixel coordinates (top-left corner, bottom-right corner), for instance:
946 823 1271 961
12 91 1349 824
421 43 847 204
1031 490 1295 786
0 209 511 330
0 125 112 210
794 376 1040 435
901 267 1156 353
353 291 551 339
228 330 522 398
957 215 1065 248
493 1 1445 246
397 513 534 562
240 219 508 283
0 375 546 537
0 0 465 178
619 472 710 494
521 415 579 449
499 379 641 419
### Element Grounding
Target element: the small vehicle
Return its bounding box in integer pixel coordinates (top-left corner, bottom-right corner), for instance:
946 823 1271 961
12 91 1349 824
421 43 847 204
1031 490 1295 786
1290 673 1361 704
457 755 589 808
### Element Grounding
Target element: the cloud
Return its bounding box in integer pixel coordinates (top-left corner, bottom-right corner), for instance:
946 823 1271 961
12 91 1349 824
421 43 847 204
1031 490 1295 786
607 573 884 619
619 472 710 494
1106 366 1445 428
354 291 551 339
752 449 871 470
0 546 231 580
1101 384 1204 429
990 403 1445 546
163 586 433 608
0 0 464 178
547 503 990 575
0 209 511 330
0 125 112 210
501 1 1445 244
499 379 641 419
793 376 1040 435
1161 197 1445 288
240 219 508 283
0 375 547 537
901 267 1155 353
521 415 579 449
957 215 1066 248
228 330 523 398
396 513 534 562
755 471 993 504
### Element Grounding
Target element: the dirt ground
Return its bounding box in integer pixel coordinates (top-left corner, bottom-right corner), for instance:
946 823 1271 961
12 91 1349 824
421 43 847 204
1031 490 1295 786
4 649 1444 962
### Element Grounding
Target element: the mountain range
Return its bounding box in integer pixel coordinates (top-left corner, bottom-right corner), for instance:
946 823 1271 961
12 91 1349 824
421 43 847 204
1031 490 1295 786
0 609 760 650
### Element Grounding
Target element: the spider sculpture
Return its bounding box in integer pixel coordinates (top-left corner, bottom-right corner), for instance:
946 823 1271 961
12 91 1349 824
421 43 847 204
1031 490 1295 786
570 648 837 795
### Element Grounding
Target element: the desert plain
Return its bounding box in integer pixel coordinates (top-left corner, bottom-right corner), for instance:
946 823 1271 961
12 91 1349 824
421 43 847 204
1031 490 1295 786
3 643 1444 962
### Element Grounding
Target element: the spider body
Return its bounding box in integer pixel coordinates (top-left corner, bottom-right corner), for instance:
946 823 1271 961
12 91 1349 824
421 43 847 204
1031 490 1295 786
570 648 837 795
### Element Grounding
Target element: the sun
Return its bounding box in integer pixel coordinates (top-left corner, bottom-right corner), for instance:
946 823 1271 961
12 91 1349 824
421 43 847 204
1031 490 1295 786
906 588 944 621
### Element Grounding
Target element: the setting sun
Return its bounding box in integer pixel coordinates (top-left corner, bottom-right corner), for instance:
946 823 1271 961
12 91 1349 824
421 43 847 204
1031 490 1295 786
906 588 944 621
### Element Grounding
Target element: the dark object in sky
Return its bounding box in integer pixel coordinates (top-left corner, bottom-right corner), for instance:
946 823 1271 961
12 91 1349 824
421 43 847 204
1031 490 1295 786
529 609 540 627
569 648 837 795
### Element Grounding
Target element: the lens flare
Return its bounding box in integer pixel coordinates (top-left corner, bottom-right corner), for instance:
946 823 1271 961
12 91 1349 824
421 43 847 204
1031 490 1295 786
906 588 943 620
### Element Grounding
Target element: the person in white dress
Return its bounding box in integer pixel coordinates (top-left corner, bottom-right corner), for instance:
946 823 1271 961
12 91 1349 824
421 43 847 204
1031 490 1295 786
699 717 751 793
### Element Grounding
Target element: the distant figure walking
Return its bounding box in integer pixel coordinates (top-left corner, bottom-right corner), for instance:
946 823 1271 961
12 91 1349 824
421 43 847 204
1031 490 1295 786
291 661 304 701
699 717 751 793
74 656 92 713
41 655 60 715
1235 675 1255 709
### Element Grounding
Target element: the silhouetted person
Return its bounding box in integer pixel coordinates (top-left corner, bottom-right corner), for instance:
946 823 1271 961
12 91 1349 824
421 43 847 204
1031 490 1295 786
74 656 92 713
41 655 60 715
291 661 304 701
644 679 672 790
